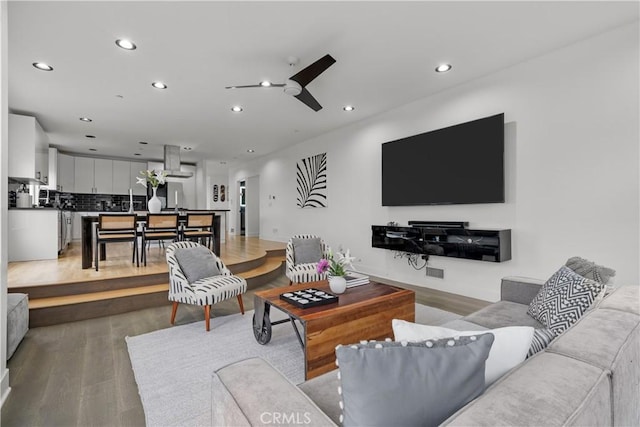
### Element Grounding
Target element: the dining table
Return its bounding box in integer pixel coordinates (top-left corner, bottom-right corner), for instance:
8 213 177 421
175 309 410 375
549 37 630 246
81 211 221 269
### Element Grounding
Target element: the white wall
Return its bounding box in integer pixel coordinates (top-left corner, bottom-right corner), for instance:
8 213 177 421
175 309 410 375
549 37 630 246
229 23 639 302
1 0 10 408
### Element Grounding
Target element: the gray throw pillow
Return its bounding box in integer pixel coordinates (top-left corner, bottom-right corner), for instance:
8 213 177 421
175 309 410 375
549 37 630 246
335 334 494 427
565 256 616 284
292 237 323 264
174 247 221 284
527 266 604 337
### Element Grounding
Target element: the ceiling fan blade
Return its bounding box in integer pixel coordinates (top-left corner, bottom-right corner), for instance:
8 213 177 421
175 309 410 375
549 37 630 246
295 88 322 112
289 54 336 88
225 83 286 89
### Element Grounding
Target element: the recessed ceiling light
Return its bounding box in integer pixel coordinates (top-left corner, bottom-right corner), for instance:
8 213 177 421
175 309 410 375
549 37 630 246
89 148 97 152
134 153 141 156
247 149 255 153
79 117 92 122
231 106 243 113
115 39 137 50
32 62 53 71
260 81 271 87
435 64 452 73
183 147 192 151
343 105 355 112
152 81 167 89
85 135 96 138
138 141 148 145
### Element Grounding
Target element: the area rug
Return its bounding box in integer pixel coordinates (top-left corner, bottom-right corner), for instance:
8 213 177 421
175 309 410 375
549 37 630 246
126 303 461 426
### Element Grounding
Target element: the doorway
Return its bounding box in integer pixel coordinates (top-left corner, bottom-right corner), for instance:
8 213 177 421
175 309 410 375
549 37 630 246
239 181 246 236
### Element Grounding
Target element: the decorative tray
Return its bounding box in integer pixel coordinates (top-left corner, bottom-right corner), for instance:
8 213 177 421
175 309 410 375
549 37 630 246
279 288 338 308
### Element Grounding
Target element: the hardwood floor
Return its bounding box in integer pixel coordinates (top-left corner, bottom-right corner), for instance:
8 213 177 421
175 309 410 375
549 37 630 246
2 252 490 427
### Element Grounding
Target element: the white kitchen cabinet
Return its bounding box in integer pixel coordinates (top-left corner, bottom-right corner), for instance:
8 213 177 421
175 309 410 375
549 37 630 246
42 147 58 190
72 211 91 240
74 157 94 194
94 158 113 194
57 153 75 192
130 161 147 195
112 160 130 194
8 114 49 183
74 157 113 194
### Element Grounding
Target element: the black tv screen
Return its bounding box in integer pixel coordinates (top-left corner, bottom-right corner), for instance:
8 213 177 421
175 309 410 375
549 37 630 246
382 113 504 206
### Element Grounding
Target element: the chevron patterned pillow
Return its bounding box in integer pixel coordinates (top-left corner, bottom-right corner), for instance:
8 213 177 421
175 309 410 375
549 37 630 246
527 266 604 337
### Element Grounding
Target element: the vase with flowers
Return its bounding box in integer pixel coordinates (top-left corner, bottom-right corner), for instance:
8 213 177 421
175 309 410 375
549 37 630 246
316 247 356 294
136 169 167 213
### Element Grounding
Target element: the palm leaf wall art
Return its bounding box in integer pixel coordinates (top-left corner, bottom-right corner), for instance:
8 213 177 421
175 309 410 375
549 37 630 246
296 152 327 208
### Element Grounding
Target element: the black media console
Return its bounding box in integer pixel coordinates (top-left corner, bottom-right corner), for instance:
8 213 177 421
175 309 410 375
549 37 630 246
371 221 511 262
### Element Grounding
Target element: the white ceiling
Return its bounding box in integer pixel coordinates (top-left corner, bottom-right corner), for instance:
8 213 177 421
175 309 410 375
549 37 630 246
8 1 638 165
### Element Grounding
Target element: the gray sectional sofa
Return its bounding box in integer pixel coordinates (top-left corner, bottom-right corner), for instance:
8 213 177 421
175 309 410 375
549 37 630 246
212 277 640 426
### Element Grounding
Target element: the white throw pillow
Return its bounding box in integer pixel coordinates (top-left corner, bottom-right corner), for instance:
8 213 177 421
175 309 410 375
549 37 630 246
392 319 534 385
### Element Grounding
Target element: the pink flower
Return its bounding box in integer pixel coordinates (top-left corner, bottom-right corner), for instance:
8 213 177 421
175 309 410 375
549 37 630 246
317 258 329 274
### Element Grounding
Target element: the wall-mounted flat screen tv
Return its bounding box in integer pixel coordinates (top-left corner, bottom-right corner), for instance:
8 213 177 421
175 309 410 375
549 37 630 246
382 113 504 206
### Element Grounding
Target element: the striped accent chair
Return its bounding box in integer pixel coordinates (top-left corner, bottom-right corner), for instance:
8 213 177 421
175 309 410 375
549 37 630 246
166 241 246 331
285 234 329 285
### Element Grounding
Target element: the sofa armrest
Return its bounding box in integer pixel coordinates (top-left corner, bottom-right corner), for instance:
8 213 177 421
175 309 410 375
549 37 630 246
501 276 544 305
212 357 337 427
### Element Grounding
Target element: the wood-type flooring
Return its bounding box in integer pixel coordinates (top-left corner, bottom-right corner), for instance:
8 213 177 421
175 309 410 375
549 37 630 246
2 254 489 427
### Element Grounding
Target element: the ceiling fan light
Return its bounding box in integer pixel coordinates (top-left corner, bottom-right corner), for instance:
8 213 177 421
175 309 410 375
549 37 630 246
283 80 302 96
435 64 452 73
152 81 167 89
260 81 271 87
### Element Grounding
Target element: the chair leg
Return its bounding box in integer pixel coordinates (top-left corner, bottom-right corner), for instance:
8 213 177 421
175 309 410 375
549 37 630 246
95 239 99 271
237 295 245 315
204 305 211 331
170 301 179 325
143 236 147 266
288 280 293 286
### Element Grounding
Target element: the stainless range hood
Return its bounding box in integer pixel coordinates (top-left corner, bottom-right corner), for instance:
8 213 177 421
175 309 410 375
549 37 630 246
163 145 193 178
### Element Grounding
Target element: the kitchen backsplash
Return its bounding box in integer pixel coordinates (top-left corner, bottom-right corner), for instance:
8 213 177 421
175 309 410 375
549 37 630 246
7 186 148 211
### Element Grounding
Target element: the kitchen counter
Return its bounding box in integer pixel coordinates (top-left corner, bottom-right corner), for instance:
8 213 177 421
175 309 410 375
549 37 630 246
9 207 60 210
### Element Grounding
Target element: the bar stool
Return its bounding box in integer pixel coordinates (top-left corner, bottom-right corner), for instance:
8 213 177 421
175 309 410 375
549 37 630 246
142 213 179 266
181 212 216 253
95 214 138 271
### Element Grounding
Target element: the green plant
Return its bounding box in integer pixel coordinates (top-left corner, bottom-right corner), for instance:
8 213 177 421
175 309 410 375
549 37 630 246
316 248 355 277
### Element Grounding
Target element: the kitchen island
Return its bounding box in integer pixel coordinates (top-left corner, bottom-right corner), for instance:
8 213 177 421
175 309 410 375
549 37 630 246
81 211 222 269
8 207 59 261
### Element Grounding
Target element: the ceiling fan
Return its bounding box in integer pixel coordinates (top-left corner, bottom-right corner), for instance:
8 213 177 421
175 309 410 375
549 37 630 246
225 54 336 112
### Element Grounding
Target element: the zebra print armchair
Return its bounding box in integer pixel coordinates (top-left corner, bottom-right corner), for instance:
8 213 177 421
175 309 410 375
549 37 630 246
285 234 329 285
166 241 246 331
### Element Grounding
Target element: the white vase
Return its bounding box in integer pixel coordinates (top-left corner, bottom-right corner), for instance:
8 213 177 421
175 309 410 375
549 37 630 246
328 276 347 294
148 187 162 213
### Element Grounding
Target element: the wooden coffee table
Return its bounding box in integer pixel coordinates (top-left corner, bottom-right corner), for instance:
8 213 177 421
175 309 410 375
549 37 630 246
253 280 415 380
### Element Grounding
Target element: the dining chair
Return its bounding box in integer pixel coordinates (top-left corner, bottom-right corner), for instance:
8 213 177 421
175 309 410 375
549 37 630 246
181 212 216 253
95 214 138 271
142 213 179 266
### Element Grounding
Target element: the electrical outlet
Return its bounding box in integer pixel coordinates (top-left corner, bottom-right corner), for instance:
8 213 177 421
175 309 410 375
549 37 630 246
230 228 235 233
426 267 444 279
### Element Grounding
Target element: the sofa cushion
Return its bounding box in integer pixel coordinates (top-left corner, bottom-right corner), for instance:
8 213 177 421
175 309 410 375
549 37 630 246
335 335 494 427
465 301 544 329
565 256 616 284
298 370 341 426
527 266 604 336
174 246 220 283
599 285 640 315
393 320 533 385
443 352 612 426
292 238 323 264
212 357 336 427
